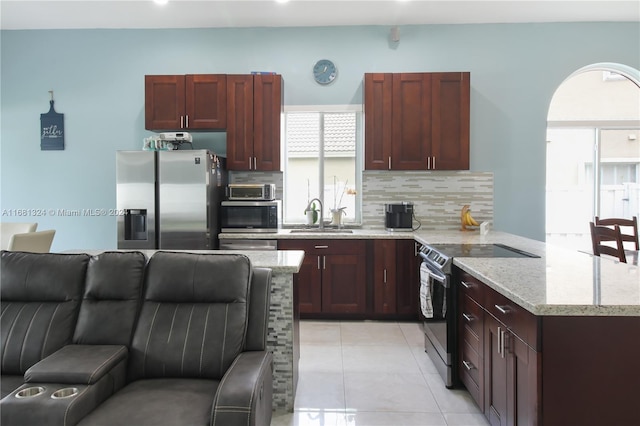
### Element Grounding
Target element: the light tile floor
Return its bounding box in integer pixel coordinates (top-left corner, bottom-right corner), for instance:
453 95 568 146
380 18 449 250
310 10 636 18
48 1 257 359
271 320 490 426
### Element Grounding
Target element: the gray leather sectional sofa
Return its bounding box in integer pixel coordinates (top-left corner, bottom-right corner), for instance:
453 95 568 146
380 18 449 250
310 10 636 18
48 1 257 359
0 250 273 426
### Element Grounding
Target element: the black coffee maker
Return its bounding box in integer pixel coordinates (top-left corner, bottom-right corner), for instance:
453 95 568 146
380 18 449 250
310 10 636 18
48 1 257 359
385 202 414 231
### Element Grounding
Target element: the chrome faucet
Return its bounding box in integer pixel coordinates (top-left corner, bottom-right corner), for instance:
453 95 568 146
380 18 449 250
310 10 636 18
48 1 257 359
305 198 324 230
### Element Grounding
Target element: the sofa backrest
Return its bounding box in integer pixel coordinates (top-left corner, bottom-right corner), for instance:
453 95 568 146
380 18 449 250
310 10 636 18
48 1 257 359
0 251 89 375
128 252 252 382
244 268 272 351
73 251 146 346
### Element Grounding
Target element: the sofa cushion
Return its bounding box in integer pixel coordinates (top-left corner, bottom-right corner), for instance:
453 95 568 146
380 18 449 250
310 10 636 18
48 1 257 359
77 378 218 426
128 252 252 382
0 252 89 375
73 251 146 346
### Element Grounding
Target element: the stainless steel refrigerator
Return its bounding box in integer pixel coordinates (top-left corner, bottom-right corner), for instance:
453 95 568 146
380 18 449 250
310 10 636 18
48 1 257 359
116 150 227 250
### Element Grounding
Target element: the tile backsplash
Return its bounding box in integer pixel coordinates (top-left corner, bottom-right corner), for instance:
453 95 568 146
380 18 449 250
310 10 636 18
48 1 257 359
229 170 493 230
362 170 493 230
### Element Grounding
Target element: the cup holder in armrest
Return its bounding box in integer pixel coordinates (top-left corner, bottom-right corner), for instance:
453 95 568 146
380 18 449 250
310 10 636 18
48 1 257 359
51 387 79 399
15 386 46 398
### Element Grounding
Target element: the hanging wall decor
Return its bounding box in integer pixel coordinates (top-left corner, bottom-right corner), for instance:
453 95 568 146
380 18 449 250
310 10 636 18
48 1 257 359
40 91 65 150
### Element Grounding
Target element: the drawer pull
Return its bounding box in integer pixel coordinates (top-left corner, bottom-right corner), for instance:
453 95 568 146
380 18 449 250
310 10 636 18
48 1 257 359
462 313 473 322
494 304 509 315
462 360 475 371
315 245 329 249
460 281 472 289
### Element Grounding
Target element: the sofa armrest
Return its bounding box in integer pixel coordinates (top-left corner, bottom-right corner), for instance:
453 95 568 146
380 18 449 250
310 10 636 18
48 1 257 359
211 351 273 426
24 344 127 385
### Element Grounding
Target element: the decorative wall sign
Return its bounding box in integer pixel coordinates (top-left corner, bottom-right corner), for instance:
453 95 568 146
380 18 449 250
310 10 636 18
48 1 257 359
40 91 64 150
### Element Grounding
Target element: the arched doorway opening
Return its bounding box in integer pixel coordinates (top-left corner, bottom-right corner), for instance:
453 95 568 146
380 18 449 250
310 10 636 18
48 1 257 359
545 63 640 251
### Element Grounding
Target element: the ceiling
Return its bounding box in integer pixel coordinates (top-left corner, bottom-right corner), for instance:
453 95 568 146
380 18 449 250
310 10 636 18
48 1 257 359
1 0 639 30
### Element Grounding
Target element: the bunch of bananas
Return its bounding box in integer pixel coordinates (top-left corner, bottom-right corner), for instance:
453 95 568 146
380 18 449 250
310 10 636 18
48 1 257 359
460 205 479 231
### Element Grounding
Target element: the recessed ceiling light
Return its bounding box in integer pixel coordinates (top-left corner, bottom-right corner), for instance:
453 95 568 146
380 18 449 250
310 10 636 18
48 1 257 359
275 0 290 3
153 0 169 5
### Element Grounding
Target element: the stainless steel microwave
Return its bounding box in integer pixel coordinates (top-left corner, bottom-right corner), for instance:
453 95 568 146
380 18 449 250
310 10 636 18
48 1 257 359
220 200 281 233
227 184 276 201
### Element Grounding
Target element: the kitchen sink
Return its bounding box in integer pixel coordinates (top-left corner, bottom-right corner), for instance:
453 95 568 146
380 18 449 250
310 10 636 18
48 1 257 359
289 228 353 233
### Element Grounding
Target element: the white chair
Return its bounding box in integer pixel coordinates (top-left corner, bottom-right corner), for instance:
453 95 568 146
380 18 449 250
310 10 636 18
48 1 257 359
0 222 38 250
8 230 55 253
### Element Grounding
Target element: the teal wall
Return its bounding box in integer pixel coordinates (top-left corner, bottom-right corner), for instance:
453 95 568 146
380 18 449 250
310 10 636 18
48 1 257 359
1 23 639 250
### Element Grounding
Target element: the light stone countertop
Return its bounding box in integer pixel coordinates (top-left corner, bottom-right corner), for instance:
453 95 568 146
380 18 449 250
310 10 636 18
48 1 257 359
219 228 415 239
413 231 639 316
220 228 640 316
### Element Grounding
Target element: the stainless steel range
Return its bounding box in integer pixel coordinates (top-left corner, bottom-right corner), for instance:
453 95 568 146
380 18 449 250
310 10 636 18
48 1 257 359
418 243 539 388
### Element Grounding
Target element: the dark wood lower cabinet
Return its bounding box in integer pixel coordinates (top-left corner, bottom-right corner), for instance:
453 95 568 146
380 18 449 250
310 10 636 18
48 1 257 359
294 251 322 314
322 253 366 314
395 240 421 317
280 238 419 319
484 314 509 426
458 267 640 425
278 239 366 317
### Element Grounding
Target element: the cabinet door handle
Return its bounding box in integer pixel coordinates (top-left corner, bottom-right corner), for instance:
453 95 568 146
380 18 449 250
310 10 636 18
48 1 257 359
462 360 475 371
323 256 326 270
427 156 431 170
497 326 503 358
254 157 257 170
186 115 189 128
388 157 391 170
462 313 473 322
383 269 387 283
314 245 328 249
494 304 509 315
180 116 184 129
432 156 436 169
317 256 321 270
249 157 252 170
460 281 471 289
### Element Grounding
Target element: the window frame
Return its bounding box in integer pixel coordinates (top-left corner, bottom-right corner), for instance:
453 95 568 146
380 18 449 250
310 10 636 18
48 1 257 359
282 104 363 226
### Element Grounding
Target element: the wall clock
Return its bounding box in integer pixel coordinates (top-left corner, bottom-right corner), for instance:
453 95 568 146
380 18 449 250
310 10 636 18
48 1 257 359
313 59 337 85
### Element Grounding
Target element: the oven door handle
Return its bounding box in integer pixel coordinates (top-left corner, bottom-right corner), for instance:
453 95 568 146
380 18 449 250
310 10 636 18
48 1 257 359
421 260 447 284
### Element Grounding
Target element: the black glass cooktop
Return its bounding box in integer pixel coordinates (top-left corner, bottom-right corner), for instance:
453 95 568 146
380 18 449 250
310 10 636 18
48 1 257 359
428 243 540 259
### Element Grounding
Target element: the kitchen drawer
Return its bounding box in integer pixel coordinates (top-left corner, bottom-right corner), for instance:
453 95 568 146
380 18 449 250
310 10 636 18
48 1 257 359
462 325 481 359
278 239 366 255
458 271 485 305
460 295 483 342
460 339 482 406
485 285 539 350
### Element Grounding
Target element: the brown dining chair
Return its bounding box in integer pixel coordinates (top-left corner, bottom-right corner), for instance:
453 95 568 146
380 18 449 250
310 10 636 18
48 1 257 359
590 222 626 263
594 216 639 250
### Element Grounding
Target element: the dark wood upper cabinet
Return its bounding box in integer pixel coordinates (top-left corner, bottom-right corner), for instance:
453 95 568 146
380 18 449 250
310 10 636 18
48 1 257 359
227 74 282 171
185 74 227 130
364 73 393 170
431 72 470 170
253 74 282 171
392 73 432 170
226 75 254 170
145 74 226 131
364 72 470 171
145 75 185 131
